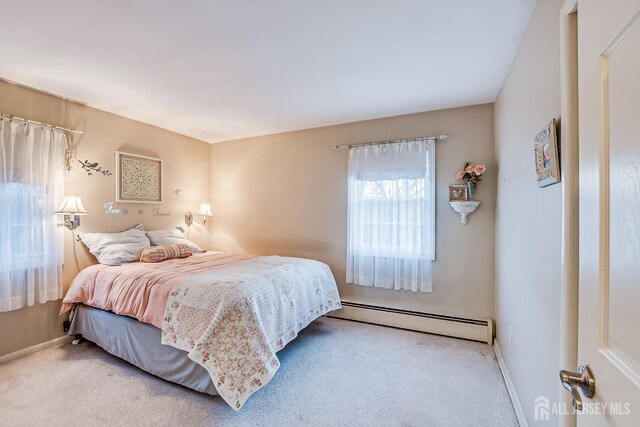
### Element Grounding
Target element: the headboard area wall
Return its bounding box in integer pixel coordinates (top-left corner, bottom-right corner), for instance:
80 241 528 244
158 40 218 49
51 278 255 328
61 115 211 286
0 80 211 356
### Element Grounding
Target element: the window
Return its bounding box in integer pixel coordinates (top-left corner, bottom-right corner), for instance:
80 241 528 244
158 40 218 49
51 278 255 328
346 140 435 292
2 183 46 270
0 119 65 312
357 178 427 257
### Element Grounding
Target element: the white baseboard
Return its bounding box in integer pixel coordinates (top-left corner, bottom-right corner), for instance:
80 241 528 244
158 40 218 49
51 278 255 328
330 301 494 344
0 335 73 366
493 341 529 427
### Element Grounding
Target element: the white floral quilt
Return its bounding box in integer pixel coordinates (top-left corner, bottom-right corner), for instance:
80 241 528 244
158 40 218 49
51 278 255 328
161 256 342 410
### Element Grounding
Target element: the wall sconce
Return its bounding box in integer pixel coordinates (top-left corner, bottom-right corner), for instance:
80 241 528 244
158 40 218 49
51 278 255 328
185 211 194 227
196 203 213 225
56 196 88 231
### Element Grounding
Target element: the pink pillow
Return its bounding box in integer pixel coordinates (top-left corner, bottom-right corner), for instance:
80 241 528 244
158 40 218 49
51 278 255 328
140 243 193 263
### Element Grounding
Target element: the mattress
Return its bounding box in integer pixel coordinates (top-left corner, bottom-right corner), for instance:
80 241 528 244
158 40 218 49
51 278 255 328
68 304 218 395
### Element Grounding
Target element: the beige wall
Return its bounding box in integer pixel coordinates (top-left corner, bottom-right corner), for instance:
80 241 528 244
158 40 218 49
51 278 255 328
210 103 496 319
0 80 211 357
0 83 495 356
494 0 563 425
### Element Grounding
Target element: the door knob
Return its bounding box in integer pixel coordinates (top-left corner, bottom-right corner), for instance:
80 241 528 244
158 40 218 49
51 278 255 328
559 364 596 410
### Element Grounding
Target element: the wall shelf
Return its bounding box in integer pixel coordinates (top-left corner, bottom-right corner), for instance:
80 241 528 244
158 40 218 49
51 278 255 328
449 201 480 225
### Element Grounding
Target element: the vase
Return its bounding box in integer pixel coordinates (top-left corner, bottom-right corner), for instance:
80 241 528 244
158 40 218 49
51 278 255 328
466 180 476 200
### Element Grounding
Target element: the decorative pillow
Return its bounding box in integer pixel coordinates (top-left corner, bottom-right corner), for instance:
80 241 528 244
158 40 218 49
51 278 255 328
140 243 193 263
79 224 150 265
145 227 203 253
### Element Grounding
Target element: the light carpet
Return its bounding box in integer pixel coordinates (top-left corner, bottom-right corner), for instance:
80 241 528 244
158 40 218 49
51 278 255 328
0 317 517 427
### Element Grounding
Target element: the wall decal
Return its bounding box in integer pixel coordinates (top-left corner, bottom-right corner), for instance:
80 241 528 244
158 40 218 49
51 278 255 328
116 151 163 203
152 208 171 217
63 134 113 177
78 159 113 176
104 202 129 215
174 188 182 196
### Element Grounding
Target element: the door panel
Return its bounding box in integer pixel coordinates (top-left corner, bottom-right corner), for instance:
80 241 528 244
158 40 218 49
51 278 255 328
577 1 640 425
605 14 640 384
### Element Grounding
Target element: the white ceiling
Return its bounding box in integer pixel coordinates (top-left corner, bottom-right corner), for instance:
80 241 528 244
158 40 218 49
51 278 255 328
0 1 535 143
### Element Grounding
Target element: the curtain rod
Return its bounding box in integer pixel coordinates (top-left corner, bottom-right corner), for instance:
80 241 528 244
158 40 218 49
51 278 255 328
331 134 447 150
0 113 83 135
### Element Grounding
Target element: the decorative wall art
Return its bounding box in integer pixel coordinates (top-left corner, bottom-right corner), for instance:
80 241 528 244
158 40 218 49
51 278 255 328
534 119 560 187
64 136 112 176
78 159 112 176
116 151 163 203
152 208 171 217
448 184 468 202
104 202 129 215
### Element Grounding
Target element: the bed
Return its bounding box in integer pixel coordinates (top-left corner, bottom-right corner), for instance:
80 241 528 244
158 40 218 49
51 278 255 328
62 251 342 410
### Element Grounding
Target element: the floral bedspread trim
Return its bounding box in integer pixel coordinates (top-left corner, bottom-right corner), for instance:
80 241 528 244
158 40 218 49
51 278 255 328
161 256 342 410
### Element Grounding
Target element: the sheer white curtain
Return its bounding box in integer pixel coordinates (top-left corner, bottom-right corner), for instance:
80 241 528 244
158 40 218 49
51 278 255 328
346 140 435 292
0 118 65 312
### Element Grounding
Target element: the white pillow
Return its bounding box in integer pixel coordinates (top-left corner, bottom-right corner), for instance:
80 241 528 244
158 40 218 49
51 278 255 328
145 227 203 253
79 224 150 265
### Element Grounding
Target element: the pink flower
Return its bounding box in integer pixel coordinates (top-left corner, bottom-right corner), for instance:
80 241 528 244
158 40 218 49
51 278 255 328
473 164 486 175
455 171 465 180
465 165 474 172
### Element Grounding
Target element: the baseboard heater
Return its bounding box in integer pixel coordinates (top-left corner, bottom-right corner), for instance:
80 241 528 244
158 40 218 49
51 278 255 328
329 301 494 345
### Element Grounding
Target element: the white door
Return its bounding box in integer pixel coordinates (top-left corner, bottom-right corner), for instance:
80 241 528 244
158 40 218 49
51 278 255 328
570 0 640 425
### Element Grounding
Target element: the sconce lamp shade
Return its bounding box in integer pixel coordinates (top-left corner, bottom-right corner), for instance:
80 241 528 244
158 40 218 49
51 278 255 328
56 196 88 215
196 203 213 217
56 196 88 231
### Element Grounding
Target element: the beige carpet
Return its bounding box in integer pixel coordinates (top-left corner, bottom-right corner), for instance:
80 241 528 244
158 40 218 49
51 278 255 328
0 317 517 427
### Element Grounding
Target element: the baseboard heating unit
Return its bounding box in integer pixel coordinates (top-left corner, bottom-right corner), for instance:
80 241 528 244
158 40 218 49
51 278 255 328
330 301 494 345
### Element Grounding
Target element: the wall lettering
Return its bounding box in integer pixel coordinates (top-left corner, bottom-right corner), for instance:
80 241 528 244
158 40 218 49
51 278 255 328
104 202 129 215
152 208 171 217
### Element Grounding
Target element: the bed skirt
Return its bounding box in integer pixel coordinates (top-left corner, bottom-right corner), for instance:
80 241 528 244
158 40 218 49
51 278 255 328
68 304 218 395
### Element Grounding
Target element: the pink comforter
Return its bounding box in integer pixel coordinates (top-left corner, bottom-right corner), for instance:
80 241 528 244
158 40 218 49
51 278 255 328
61 252 258 328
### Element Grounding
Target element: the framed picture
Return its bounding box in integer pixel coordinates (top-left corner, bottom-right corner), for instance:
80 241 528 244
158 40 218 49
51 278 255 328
115 151 163 203
534 119 560 187
448 184 468 202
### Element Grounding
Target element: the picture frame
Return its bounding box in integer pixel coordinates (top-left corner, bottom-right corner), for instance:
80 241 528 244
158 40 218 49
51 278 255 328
534 119 560 187
115 151 163 203
448 184 468 202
